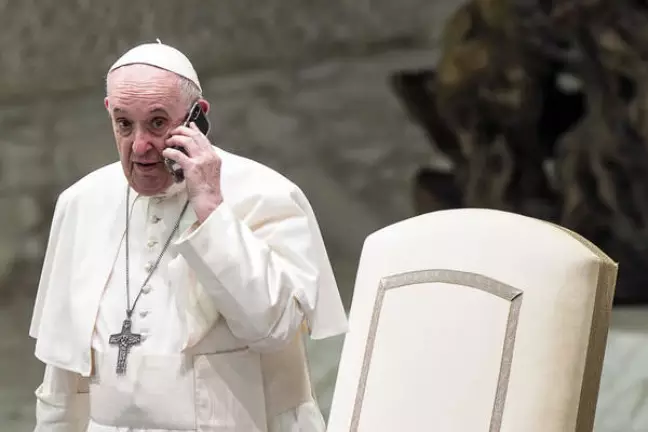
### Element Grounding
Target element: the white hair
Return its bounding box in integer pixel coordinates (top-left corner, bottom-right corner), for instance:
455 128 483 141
177 75 202 105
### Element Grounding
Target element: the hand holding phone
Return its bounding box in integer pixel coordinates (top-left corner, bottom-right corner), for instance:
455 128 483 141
164 101 211 182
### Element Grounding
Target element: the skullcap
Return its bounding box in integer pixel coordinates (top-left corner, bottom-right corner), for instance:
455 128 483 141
108 39 202 92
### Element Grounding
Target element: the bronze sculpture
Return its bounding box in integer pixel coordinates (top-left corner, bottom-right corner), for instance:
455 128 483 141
392 0 648 303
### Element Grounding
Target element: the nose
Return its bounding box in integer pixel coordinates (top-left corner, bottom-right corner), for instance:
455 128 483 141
132 128 154 155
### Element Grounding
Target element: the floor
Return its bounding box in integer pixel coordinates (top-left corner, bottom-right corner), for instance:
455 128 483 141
3 295 648 431
593 307 648 431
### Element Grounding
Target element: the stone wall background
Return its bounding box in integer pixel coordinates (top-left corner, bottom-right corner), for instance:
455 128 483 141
0 2 457 429
0 0 446 99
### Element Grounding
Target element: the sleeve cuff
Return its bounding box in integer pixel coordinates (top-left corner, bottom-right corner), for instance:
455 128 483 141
174 201 237 273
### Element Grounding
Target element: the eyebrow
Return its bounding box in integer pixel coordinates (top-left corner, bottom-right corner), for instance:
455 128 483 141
149 107 170 116
112 107 170 116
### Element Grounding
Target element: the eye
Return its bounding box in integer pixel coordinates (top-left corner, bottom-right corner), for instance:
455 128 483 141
115 118 132 134
151 117 167 129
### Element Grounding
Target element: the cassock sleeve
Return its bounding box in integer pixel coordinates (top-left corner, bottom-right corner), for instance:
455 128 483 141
174 188 317 351
33 365 89 432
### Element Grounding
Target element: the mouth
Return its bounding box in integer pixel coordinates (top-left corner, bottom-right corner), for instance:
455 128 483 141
133 161 162 171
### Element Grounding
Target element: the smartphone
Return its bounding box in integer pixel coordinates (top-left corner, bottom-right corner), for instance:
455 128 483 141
164 101 211 182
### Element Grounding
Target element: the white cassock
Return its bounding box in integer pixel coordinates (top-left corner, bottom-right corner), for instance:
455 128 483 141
29 147 348 431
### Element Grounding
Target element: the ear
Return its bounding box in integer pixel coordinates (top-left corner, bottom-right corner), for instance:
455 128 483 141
104 97 110 111
198 98 210 115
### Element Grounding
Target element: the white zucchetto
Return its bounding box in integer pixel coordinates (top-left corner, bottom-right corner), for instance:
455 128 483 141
108 39 202 92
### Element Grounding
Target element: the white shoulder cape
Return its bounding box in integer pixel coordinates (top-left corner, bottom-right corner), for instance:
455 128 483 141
29 148 348 376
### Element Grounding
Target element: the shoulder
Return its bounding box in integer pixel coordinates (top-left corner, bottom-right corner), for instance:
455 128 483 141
216 148 316 218
217 148 304 200
56 162 126 208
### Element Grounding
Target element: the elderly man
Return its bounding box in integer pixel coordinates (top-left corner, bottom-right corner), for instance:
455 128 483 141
29 41 348 432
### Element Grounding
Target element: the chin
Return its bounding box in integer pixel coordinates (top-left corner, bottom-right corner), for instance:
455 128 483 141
130 174 172 196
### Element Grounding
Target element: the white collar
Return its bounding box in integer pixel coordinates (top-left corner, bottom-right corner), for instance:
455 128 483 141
129 180 187 204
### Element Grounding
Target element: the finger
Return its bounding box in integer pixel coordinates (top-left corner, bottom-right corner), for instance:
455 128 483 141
167 125 194 136
168 124 204 140
162 147 191 166
165 135 200 155
168 123 210 148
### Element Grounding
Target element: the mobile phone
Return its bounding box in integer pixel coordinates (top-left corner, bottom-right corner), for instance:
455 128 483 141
164 101 211 183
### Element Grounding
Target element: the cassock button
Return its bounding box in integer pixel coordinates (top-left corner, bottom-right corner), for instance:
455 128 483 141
151 215 162 224
147 239 158 248
141 284 152 294
144 261 154 272
139 310 149 318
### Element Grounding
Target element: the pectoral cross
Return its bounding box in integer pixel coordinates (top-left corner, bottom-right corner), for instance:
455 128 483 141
109 318 141 375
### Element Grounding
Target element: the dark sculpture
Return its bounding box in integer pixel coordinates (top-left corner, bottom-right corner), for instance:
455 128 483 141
391 0 648 304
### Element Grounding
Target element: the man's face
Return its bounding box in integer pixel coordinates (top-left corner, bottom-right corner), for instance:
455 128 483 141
104 64 193 196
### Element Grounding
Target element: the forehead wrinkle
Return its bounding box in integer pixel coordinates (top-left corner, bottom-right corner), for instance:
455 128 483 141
107 64 185 103
107 69 186 116
111 106 171 117
110 82 180 101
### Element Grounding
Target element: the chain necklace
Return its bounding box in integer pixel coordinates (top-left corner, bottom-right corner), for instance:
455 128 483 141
109 185 190 375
